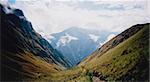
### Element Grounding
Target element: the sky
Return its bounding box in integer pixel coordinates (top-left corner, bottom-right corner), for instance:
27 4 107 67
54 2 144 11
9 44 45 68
1 0 150 38
8 0 16 4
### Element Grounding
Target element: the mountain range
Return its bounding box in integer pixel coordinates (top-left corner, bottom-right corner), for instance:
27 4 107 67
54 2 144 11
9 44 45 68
48 27 117 66
0 4 149 82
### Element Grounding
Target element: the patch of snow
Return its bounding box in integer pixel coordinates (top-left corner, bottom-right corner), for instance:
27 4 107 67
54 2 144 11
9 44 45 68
56 33 78 47
89 34 99 42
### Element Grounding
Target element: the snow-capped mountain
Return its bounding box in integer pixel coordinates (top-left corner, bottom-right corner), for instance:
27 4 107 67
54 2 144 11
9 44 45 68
47 27 117 66
56 33 78 47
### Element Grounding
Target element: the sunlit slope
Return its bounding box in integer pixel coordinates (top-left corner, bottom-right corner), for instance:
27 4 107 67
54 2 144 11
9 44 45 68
1 3 149 82
1 51 63 81
79 24 147 66
78 24 149 81
39 24 149 82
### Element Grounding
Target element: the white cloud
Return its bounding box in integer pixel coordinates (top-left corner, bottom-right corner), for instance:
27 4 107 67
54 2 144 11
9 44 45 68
7 0 150 38
106 34 116 41
102 34 116 44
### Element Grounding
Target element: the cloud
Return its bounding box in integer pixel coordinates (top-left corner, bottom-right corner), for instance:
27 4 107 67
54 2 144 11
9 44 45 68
106 34 116 41
7 0 150 38
102 34 116 44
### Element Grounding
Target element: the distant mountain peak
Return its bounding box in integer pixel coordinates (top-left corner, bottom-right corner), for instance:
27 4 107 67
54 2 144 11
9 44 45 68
56 33 78 47
49 27 117 66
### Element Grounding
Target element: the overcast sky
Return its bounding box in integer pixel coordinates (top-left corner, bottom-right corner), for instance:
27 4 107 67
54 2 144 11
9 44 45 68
1 0 150 37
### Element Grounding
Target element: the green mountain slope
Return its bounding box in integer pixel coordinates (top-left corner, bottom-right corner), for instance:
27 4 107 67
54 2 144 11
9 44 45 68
37 23 149 82
0 4 149 82
78 23 149 81
79 24 147 66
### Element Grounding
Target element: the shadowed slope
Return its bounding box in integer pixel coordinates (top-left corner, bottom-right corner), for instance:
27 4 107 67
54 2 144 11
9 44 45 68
0 4 71 81
0 3 149 82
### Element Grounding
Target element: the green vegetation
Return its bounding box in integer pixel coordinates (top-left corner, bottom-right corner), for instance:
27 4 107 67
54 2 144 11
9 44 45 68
78 25 149 81
2 4 148 81
2 24 149 82
29 25 149 82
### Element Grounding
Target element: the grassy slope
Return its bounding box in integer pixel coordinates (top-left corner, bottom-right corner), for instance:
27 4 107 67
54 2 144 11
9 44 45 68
35 25 149 82
78 25 149 81
2 51 91 81
2 25 148 82
1 51 64 80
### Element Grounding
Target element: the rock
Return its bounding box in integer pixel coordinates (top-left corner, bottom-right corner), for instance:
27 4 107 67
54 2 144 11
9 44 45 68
92 76 105 82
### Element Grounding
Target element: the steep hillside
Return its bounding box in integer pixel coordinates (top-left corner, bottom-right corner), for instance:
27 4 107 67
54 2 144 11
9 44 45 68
78 23 149 81
0 4 71 81
26 24 149 82
47 23 149 82
0 3 149 82
79 23 148 66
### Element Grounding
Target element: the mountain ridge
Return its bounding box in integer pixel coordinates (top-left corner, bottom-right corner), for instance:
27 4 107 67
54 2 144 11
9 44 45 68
0 4 71 81
0 4 149 82
79 23 149 66
49 27 117 66
78 23 149 81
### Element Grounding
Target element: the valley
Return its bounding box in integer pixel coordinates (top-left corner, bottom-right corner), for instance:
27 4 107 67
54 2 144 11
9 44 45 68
0 3 149 82
27 23 149 82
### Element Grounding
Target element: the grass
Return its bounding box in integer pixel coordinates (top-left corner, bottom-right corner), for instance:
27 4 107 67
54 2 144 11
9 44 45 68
2 51 64 80
21 25 149 82
2 25 148 82
78 25 149 81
